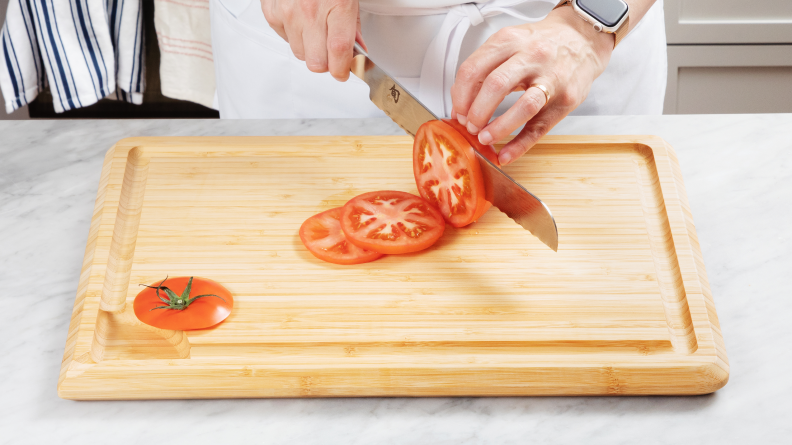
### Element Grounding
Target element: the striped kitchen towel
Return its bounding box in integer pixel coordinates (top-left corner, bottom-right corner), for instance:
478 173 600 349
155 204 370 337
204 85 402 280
0 0 145 114
154 0 215 108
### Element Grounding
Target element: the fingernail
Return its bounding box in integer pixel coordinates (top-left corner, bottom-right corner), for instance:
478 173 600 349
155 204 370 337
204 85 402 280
499 152 512 165
467 122 479 135
478 130 493 145
457 114 467 126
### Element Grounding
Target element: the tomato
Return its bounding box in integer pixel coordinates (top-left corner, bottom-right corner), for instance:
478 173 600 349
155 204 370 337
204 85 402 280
299 207 384 265
413 120 500 227
340 190 445 254
442 118 500 166
134 276 233 330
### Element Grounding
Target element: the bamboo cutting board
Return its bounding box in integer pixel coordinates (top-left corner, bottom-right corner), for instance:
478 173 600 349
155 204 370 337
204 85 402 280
58 135 728 399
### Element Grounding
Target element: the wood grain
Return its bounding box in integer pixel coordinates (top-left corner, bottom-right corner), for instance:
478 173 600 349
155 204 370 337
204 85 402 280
57 135 729 399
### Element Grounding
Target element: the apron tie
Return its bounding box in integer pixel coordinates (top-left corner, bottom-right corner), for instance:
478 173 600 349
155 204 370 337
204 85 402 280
361 0 554 117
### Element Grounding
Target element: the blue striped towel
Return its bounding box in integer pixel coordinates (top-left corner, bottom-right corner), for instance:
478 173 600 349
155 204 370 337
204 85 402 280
0 0 144 114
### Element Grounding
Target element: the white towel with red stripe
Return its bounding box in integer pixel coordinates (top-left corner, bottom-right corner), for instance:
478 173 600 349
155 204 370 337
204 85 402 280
154 0 215 109
0 0 144 114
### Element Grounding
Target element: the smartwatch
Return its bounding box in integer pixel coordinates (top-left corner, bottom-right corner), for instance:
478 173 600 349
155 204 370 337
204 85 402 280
554 0 630 49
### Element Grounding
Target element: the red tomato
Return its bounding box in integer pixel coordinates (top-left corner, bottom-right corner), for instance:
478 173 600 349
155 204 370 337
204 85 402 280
413 120 499 227
340 190 445 254
133 276 233 330
299 207 384 265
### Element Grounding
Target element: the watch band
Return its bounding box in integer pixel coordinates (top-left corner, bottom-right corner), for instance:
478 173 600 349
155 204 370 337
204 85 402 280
553 0 629 49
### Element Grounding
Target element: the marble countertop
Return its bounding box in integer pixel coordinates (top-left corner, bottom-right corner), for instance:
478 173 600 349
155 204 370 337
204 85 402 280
1 115 789 444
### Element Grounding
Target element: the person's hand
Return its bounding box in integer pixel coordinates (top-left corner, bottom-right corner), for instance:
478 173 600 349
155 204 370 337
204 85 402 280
451 6 614 165
260 0 365 81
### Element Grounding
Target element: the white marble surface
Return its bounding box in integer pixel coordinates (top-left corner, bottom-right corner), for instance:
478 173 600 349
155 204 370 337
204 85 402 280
0 115 790 444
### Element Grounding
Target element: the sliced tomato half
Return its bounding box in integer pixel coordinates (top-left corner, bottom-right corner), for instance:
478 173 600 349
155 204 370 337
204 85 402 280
340 190 445 254
300 207 383 265
413 120 500 227
133 276 233 331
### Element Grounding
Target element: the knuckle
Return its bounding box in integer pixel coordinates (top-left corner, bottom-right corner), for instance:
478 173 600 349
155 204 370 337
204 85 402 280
493 27 521 44
518 93 543 116
526 122 549 142
529 41 554 63
556 88 578 108
299 0 319 18
278 1 295 20
456 62 479 84
328 36 353 55
466 107 488 124
484 71 511 94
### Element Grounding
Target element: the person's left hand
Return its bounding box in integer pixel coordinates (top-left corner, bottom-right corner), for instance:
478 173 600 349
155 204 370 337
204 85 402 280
451 6 614 165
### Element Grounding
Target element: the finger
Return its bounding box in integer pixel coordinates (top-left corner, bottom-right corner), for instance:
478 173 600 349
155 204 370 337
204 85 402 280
497 106 565 165
477 84 549 146
326 4 358 81
356 17 368 52
261 2 288 41
303 11 329 72
450 28 520 126
284 23 305 61
464 59 541 135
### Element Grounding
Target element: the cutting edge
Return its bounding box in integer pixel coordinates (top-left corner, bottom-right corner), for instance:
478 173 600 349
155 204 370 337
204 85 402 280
475 151 559 252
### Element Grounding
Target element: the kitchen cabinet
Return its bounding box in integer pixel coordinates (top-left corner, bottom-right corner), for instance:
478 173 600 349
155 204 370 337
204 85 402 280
664 0 792 114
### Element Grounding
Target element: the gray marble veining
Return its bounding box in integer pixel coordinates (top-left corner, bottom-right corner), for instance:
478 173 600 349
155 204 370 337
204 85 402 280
0 115 790 444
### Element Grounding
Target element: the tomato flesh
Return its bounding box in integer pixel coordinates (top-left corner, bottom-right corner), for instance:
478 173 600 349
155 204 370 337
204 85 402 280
300 207 383 265
413 120 499 227
133 276 233 330
341 190 445 254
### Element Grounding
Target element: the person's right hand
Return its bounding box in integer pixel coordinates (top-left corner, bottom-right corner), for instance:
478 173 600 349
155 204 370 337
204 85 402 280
260 0 364 81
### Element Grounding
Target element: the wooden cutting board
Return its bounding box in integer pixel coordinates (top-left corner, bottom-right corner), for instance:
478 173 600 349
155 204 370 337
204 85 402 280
58 135 728 399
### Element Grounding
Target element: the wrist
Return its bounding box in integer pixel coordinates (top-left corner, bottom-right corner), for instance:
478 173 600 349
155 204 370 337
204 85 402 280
547 3 614 59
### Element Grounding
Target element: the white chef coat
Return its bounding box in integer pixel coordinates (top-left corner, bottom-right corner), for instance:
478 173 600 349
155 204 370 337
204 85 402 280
209 0 667 119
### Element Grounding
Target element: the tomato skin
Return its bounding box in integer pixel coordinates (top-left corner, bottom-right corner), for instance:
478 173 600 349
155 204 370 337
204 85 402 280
341 190 445 255
442 119 500 165
413 120 498 227
299 207 383 265
133 277 233 330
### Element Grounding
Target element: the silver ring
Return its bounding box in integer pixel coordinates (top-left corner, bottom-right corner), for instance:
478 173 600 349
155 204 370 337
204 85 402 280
530 84 550 105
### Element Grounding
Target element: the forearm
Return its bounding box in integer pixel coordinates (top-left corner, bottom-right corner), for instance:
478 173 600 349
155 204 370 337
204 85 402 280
545 0 658 63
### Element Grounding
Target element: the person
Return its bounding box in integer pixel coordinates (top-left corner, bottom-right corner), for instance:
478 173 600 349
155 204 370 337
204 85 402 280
210 0 666 165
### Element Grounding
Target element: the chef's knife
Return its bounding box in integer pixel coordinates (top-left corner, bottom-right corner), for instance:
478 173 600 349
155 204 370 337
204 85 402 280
350 43 558 251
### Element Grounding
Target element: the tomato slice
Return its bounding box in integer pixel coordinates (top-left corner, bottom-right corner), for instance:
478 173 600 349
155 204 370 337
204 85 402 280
300 207 383 265
413 120 500 227
133 276 233 330
340 190 445 254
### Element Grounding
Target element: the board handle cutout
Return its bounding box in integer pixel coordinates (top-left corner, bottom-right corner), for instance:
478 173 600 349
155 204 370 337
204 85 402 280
90 147 191 362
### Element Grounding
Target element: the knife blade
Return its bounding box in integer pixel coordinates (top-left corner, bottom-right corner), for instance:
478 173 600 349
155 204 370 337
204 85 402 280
350 43 558 251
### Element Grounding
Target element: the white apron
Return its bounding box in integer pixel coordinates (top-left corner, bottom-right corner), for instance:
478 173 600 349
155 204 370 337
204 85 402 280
210 0 667 119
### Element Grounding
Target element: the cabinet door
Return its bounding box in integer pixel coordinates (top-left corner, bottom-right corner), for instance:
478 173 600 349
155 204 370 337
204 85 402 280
665 45 792 114
665 0 792 44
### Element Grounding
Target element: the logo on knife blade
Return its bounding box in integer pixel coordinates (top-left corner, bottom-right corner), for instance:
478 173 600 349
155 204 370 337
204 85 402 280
389 85 400 103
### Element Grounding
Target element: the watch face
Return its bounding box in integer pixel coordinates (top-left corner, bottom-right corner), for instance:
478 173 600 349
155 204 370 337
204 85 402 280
576 0 628 28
